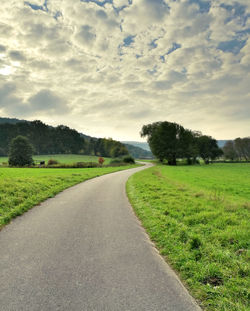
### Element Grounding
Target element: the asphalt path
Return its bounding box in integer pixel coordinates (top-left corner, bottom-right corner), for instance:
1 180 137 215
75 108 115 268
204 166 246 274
0 163 201 311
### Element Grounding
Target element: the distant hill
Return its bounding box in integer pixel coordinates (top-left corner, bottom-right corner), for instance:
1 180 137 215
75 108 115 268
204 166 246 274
122 141 151 152
0 118 129 157
124 143 153 159
0 117 93 140
124 140 230 150
0 117 27 124
0 117 149 158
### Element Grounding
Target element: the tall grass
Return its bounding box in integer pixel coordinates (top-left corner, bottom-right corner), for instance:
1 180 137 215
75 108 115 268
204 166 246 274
0 164 137 228
127 164 250 311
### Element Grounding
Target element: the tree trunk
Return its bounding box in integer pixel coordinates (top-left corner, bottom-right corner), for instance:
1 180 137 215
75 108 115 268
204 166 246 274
168 158 177 165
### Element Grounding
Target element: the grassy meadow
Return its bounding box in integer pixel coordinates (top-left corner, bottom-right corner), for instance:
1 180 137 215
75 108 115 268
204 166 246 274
0 164 138 228
127 163 250 311
0 154 112 165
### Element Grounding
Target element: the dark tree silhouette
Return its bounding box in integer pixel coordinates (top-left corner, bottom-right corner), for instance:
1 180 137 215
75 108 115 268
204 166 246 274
141 121 221 165
8 136 33 166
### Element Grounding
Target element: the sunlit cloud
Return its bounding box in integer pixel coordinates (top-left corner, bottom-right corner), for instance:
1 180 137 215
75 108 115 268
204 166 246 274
0 66 14 76
0 0 249 140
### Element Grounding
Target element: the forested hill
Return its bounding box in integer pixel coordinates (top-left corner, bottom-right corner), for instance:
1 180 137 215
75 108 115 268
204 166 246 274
0 117 27 124
124 144 153 158
0 117 151 158
122 141 151 151
0 118 128 157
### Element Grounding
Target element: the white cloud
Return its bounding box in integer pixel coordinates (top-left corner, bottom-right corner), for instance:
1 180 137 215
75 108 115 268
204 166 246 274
0 0 249 140
28 89 69 113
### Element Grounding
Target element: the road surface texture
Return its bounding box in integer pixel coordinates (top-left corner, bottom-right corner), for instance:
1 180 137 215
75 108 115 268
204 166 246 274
0 163 201 311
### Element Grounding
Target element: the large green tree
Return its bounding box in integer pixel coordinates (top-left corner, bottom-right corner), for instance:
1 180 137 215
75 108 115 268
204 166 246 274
8 136 34 166
223 141 237 160
197 135 222 164
234 137 250 161
141 121 189 165
141 121 222 165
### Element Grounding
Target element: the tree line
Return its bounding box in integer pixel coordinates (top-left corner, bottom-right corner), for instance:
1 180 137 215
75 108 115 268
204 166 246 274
141 121 222 165
0 120 128 158
223 138 250 161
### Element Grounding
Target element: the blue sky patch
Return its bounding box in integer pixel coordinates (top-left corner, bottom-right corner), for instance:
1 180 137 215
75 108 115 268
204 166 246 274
80 0 112 7
221 2 248 26
217 39 246 54
167 43 181 55
160 55 166 63
160 43 181 62
123 35 135 47
24 0 48 12
188 0 211 13
149 39 158 50
236 28 250 38
54 11 62 20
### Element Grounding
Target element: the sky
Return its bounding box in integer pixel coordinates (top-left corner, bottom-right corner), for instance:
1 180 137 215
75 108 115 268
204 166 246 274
0 0 249 141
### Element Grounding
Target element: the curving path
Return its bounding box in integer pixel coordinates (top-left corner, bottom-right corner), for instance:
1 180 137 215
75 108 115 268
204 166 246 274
0 163 201 311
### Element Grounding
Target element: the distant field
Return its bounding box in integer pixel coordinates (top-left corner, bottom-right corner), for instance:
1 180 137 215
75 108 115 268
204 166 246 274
127 163 250 311
137 159 156 163
0 154 112 165
0 164 138 228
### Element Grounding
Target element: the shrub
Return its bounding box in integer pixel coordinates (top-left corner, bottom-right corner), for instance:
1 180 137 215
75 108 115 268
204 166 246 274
44 162 100 168
110 158 123 164
8 136 33 167
74 162 85 168
48 159 59 165
75 162 99 168
123 155 135 164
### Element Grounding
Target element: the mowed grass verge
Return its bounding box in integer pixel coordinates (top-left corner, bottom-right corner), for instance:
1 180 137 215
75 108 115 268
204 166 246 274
127 164 250 311
0 154 112 165
0 164 137 228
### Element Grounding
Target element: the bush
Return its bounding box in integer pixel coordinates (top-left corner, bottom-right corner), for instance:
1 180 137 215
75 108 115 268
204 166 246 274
74 162 99 168
48 159 59 165
8 136 33 167
44 162 100 168
123 155 135 164
110 158 123 164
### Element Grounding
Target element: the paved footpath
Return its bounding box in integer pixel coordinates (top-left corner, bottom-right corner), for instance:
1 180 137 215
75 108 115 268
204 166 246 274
0 163 201 311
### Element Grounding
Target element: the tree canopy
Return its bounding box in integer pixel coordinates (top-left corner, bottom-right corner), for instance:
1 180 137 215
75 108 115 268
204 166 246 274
197 135 223 164
0 120 129 158
8 136 33 167
223 137 250 161
141 121 222 165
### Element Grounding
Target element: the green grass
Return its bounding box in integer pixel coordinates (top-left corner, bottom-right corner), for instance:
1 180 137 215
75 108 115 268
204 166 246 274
136 158 156 163
0 154 112 165
127 163 250 311
0 164 137 228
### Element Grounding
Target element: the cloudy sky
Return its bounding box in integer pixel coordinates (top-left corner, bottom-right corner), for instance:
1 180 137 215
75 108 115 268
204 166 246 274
0 0 249 141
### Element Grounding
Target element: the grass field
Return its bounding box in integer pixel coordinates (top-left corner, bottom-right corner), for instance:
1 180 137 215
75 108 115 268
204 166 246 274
0 154 112 165
0 164 137 228
127 163 250 311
